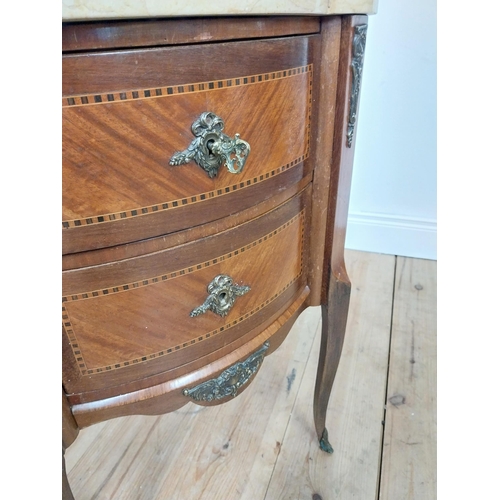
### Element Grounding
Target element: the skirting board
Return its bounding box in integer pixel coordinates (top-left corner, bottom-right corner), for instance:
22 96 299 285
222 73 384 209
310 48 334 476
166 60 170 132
345 212 437 260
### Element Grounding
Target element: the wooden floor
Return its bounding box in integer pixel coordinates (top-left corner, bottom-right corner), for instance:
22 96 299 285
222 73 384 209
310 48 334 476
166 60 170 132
66 250 437 500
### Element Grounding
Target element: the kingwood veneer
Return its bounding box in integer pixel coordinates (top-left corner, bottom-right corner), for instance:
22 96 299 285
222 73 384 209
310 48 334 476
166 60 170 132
62 14 368 499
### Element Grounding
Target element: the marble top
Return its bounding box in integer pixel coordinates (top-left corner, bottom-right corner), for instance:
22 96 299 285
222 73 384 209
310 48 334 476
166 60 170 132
63 0 378 21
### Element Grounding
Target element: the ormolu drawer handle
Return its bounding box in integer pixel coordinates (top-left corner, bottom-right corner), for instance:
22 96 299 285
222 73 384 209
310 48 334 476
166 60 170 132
183 341 269 401
190 274 250 318
169 111 250 178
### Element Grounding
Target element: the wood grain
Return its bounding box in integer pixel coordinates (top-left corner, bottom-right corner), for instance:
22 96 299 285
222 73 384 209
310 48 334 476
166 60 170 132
62 17 320 52
266 250 395 499
64 250 436 500
62 190 309 399
64 213 304 372
63 389 79 448
62 447 75 500
64 283 305 405
379 257 437 500
63 187 306 294
66 306 321 499
322 15 368 299
63 63 312 253
62 36 313 96
308 14 367 307
62 173 312 270
62 68 311 221
71 287 311 428
309 15 368 454
307 16 341 305
61 14 360 500
63 161 308 255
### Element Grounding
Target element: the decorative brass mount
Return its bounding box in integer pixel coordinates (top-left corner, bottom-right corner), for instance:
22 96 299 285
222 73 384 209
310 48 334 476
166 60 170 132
346 24 368 148
183 341 270 401
190 274 251 318
169 112 251 178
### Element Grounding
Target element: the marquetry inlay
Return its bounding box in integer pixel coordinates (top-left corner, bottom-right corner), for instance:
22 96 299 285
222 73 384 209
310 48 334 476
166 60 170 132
62 65 312 229
61 158 306 229
62 65 312 107
63 211 305 375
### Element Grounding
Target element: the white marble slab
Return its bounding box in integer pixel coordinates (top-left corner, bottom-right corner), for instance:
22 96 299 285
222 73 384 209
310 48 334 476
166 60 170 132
62 0 378 21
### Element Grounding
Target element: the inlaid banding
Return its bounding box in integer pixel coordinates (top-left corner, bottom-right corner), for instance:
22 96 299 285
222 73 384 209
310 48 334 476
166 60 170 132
62 211 305 375
65 278 298 376
62 157 306 229
63 212 303 302
62 65 313 230
62 65 312 107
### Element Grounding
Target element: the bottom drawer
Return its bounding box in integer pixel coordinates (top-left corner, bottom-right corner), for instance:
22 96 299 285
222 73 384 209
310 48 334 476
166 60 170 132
62 187 310 406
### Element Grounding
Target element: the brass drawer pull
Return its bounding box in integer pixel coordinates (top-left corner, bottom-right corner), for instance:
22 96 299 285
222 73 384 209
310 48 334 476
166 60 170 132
183 341 269 401
190 274 250 318
169 111 250 178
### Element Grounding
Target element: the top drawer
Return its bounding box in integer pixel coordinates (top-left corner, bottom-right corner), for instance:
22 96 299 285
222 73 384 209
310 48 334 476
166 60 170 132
62 36 315 254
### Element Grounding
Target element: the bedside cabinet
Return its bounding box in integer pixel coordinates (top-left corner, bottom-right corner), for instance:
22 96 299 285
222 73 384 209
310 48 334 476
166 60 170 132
62 14 368 500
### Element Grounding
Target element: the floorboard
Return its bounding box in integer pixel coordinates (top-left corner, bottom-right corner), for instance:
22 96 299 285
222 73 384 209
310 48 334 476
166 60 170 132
67 305 320 500
265 250 395 500
65 250 437 500
378 257 437 500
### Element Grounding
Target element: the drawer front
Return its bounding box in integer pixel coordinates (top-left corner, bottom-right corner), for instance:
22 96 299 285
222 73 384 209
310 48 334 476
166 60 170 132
62 189 309 399
62 36 315 254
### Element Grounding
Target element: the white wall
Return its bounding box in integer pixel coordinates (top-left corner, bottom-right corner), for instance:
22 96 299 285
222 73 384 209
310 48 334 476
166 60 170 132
346 0 437 260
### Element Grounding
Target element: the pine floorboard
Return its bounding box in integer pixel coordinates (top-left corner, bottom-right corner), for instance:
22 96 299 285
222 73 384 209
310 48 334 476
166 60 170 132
66 250 437 499
378 257 437 500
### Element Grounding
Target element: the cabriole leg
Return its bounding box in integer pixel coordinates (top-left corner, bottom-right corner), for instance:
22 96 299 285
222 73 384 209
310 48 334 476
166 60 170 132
63 389 78 500
313 267 351 453
62 446 75 500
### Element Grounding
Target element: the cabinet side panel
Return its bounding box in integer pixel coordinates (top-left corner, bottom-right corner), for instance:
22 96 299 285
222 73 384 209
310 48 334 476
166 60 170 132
325 15 368 288
308 17 342 305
